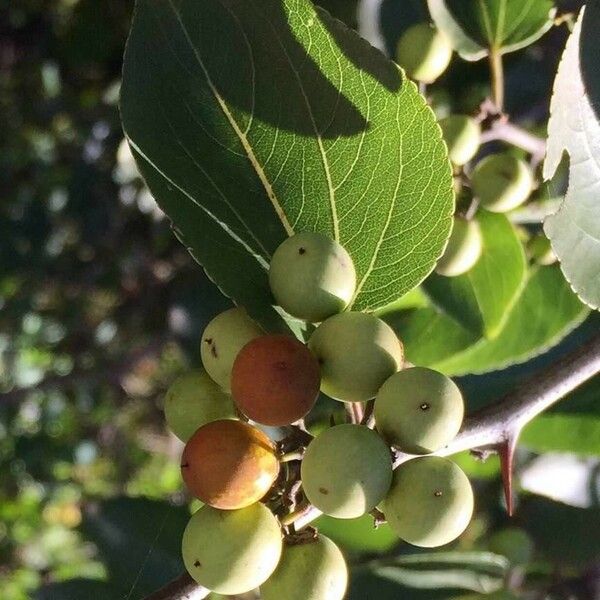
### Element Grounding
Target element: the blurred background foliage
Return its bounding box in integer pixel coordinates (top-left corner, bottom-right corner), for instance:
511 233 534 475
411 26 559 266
0 0 598 599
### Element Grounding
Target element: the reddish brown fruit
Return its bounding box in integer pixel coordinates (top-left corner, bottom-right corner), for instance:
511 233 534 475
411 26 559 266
181 419 280 510
231 335 321 426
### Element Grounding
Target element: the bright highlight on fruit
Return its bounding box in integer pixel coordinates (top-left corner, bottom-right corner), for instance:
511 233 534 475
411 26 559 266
181 419 279 510
200 307 263 391
471 154 533 213
269 232 357 323
435 217 483 277
231 334 321 426
382 456 474 547
396 23 452 83
164 369 236 442
308 312 403 402
301 424 393 519
182 503 282 594
260 535 348 600
439 115 481 166
374 366 464 454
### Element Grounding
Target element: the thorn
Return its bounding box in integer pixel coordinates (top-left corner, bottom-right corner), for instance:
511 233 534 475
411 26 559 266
499 433 519 517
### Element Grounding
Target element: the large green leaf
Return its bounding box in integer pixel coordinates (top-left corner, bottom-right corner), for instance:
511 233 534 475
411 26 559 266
543 6 600 310
428 0 556 61
424 211 527 338
121 0 454 330
315 514 398 553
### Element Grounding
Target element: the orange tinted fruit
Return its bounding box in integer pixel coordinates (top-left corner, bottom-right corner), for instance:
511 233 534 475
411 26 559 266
181 419 280 509
231 335 320 426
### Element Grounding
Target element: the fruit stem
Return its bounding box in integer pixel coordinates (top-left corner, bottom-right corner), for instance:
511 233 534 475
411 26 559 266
279 503 313 527
279 450 305 463
489 47 504 111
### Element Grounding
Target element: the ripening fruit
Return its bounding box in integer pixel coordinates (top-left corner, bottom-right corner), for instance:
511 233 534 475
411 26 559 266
396 23 452 84
471 154 533 213
308 312 403 402
269 232 356 323
182 503 282 594
382 456 474 547
181 419 279 510
301 424 393 519
164 370 236 442
261 535 348 600
200 308 263 391
435 217 483 277
231 334 320 426
489 527 534 566
439 115 481 166
374 367 464 454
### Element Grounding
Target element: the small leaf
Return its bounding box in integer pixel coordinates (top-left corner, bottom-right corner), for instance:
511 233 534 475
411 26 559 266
522 414 600 456
315 514 398 553
543 6 600 310
424 211 527 338
428 0 556 61
121 0 454 330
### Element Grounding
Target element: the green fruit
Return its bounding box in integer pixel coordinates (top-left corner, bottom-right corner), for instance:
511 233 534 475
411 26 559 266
374 367 464 454
269 232 357 323
308 312 403 402
182 504 282 594
527 235 556 266
439 115 481 166
489 527 534 566
200 308 263 391
396 23 452 84
164 370 236 442
382 456 473 547
301 424 393 519
435 217 482 277
471 154 533 213
261 535 348 600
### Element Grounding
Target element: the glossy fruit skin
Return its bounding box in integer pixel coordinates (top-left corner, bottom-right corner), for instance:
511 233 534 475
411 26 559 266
382 456 473 547
308 312 403 402
164 369 236 442
200 308 263 391
231 334 320 426
269 232 357 323
471 154 533 213
396 23 452 84
260 535 348 600
301 424 393 519
439 115 481 166
182 503 282 594
435 217 482 277
489 527 534 566
374 367 464 454
181 419 280 510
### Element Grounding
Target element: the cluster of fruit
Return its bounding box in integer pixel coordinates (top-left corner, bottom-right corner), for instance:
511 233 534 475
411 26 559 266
396 23 537 278
164 232 475 598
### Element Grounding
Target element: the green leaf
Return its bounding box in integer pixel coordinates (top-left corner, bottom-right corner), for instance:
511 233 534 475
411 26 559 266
543 6 600 310
315 514 398 553
423 211 527 338
428 0 556 61
121 0 454 330
35 580 124 600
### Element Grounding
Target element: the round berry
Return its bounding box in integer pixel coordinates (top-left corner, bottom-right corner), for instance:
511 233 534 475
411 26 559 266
200 308 263 391
269 232 356 323
439 115 481 166
374 367 464 454
231 334 320 426
181 419 280 510
301 424 393 519
308 312 403 402
436 217 483 277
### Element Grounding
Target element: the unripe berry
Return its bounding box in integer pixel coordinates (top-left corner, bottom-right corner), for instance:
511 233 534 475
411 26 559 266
382 456 473 547
181 419 279 510
182 503 282 594
435 217 483 277
374 367 464 454
261 535 348 600
527 235 556 265
308 312 403 402
471 154 533 213
269 232 356 323
231 334 320 426
396 23 452 84
164 369 236 442
200 308 263 391
439 115 481 166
